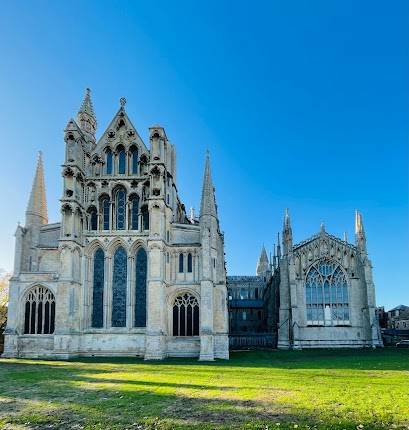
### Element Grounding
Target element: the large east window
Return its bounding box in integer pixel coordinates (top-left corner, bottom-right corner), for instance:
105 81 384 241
305 259 350 325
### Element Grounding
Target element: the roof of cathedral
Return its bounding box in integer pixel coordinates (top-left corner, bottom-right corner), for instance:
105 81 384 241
293 230 357 251
26 151 48 226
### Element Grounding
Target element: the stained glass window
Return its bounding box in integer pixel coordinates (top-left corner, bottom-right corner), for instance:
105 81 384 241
92 248 104 328
305 259 349 324
130 195 139 230
173 293 199 336
179 254 184 273
115 189 126 230
130 147 138 174
118 149 126 174
101 197 110 230
112 247 127 327
187 253 192 273
135 248 147 327
24 286 55 334
106 149 113 174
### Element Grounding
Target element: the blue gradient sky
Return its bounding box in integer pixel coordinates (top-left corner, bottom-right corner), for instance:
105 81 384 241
0 1 407 309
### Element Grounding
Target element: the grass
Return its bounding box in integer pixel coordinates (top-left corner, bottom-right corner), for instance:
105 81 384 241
0 349 408 430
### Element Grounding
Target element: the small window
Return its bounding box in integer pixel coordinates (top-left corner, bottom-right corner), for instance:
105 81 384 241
89 207 97 231
243 311 247 321
187 253 193 273
105 149 113 174
101 197 110 230
118 149 126 174
130 147 138 174
179 254 184 273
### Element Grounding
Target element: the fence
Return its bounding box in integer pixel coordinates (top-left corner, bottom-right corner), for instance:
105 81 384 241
229 334 276 349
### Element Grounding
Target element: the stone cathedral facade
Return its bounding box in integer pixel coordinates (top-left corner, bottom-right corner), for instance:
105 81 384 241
276 209 383 349
3 90 229 360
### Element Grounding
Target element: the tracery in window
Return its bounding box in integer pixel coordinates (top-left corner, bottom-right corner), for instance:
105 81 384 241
172 293 199 336
92 248 104 328
115 188 126 230
112 247 127 327
305 259 349 325
24 286 55 334
134 248 147 327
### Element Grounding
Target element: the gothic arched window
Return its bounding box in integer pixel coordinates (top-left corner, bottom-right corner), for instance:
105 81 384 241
134 248 147 327
92 248 104 328
101 196 110 230
172 293 199 336
24 286 55 334
88 207 97 231
130 146 138 175
187 253 193 273
179 254 184 273
105 149 113 175
115 188 126 230
118 147 126 174
305 259 349 325
129 194 139 230
112 247 127 327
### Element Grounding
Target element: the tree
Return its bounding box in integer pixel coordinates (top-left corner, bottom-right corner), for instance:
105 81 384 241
0 272 10 334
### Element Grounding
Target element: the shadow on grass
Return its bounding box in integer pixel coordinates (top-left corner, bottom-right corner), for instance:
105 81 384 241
0 349 407 429
0 369 397 430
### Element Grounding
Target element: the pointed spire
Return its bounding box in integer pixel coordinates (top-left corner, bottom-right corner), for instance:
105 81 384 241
343 231 348 243
256 245 269 276
273 244 277 269
320 221 325 234
77 88 97 136
26 152 48 226
200 152 217 218
283 208 293 254
284 207 291 229
276 232 282 258
79 88 95 117
355 210 367 253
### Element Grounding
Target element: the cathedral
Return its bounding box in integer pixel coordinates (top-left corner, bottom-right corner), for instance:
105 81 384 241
3 90 382 359
3 90 229 360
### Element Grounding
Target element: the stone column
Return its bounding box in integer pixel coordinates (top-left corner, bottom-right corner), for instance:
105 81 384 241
144 242 165 360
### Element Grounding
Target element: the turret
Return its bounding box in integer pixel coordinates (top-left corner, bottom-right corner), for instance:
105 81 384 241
282 208 293 255
77 88 97 141
355 210 367 254
256 245 269 276
25 152 48 227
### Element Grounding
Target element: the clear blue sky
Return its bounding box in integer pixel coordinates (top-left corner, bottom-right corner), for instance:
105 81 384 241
0 1 407 310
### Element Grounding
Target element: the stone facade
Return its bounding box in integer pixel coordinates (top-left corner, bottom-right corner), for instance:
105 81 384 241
276 210 383 349
3 90 229 360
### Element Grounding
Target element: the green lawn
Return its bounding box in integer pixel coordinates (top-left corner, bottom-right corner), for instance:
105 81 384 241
0 349 408 430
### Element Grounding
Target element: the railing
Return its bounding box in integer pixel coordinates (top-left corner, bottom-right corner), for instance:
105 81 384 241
229 334 276 349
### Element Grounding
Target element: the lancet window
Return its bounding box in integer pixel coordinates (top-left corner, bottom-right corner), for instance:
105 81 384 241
134 248 147 327
112 247 127 327
91 248 104 328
